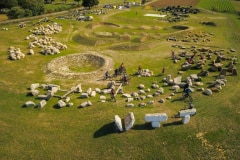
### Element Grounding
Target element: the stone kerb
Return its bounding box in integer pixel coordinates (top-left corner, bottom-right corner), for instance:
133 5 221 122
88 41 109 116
45 52 113 81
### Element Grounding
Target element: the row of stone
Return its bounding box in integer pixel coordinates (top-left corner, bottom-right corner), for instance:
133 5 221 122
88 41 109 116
30 23 62 35
114 108 197 131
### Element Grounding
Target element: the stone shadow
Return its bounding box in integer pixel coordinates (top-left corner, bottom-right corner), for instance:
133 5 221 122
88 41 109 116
132 123 155 130
94 122 120 138
163 121 182 127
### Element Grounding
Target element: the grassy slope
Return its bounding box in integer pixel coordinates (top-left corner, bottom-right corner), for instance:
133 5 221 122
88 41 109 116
0 4 240 160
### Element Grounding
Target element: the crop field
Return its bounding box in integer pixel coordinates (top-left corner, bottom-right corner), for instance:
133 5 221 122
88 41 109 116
150 0 200 7
197 0 236 12
0 1 240 160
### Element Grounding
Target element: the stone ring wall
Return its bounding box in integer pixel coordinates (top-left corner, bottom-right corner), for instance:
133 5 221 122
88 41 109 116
44 52 113 81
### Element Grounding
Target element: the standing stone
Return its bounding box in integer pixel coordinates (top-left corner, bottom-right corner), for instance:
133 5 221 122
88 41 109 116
87 88 92 96
75 84 82 93
181 115 191 124
114 115 123 132
38 100 46 108
232 68 237 75
58 100 66 108
124 112 135 131
90 91 96 97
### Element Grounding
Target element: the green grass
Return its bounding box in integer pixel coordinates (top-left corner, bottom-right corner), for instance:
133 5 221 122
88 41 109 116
1 3 240 160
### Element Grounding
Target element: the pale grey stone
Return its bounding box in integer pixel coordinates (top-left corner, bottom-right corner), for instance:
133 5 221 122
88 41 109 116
124 112 135 131
138 84 145 89
24 101 36 107
145 113 168 122
38 100 46 108
159 98 165 103
80 93 89 98
204 89 212 95
114 115 123 132
182 115 190 124
151 121 160 128
58 100 66 108
122 94 131 98
178 108 196 117
126 103 134 107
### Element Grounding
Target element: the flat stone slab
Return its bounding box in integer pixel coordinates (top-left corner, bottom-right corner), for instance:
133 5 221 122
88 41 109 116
145 113 168 122
178 108 196 117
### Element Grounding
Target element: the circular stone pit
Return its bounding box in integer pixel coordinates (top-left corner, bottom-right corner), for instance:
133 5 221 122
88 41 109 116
45 52 113 81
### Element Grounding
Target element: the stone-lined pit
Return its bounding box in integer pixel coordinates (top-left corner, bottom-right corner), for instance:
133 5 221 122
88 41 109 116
44 52 113 81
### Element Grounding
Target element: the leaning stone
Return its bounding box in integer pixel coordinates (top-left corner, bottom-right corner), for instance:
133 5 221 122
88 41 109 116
38 100 46 108
114 115 123 132
126 103 134 107
30 83 40 90
24 101 36 107
124 112 135 131
58 100 66 108
178 108 196 117
203 89 212 95
80 93 89 98
182 115 191 124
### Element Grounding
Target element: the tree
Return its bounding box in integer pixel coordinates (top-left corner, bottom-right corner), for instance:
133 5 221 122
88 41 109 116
19 0 44 16
74 0 81 5
82 0 99 9
0 0 18 9
7 6 25 19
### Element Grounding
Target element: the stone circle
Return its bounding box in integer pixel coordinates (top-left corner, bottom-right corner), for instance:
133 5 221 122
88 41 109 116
44 52 113 81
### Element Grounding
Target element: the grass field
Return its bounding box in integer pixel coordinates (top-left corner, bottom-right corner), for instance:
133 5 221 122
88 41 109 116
0 1 240 160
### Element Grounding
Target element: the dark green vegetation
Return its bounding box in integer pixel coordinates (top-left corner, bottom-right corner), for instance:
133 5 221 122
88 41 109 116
0 0 240 159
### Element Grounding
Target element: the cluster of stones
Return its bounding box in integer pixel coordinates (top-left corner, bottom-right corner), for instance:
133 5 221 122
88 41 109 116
26 35 67 55
169 42 238 96
30 23 62 35
168 31 214 43
159 6 200 22
8 46 25 60
2 27 8 31
137 69 154 77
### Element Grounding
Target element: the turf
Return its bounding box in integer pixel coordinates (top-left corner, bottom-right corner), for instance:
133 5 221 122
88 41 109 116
0 2 240 160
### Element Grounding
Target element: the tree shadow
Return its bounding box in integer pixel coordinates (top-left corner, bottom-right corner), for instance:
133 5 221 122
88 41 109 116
94 122 120 138
132 123 155 130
